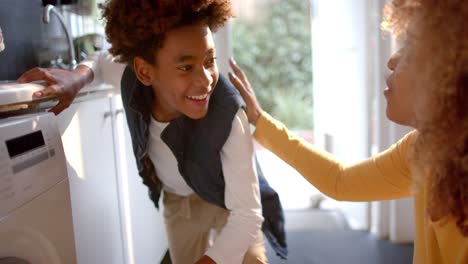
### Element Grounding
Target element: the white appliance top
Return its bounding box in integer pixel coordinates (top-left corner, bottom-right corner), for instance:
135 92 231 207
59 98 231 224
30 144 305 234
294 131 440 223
0 81 54 106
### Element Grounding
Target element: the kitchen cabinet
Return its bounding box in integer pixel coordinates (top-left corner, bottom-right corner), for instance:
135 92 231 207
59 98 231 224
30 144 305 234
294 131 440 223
56 92 168 264
57 95 125 264
112 94 168 264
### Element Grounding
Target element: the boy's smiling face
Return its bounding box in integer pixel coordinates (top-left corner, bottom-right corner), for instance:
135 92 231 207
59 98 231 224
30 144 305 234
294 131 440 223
135 21 219 122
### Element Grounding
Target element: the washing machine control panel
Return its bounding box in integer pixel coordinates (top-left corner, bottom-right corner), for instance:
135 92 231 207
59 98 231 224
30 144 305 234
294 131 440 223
0 113 67 219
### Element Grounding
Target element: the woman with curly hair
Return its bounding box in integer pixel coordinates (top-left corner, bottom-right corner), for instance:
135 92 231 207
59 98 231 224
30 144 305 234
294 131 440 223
18 0 289 263
229 0 467 263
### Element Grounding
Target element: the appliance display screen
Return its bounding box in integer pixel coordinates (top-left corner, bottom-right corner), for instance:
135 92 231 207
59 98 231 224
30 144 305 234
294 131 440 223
6 130 45 158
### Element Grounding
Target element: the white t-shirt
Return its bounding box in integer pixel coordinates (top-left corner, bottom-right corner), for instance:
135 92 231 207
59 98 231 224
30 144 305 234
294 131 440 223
147 117 193 195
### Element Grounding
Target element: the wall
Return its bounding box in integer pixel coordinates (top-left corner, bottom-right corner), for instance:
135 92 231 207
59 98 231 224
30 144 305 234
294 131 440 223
0 0 69 80
310 0 371 230
0 0 43 80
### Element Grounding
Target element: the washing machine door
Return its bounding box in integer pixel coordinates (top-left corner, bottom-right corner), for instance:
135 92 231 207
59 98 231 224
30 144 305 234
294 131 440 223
0 227 62 264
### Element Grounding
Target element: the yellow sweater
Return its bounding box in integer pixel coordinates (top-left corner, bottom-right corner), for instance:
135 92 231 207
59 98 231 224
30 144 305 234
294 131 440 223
253 112 467 264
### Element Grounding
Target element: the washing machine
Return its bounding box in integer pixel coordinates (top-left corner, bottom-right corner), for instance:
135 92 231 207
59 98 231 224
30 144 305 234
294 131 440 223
0 112 77 264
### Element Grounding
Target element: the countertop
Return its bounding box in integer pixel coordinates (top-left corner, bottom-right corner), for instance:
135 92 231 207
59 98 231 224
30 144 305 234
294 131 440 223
0 82 115 116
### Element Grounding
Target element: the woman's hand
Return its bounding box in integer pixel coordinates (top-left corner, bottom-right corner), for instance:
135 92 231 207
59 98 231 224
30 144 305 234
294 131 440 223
17 65 93 115
228 57 263 125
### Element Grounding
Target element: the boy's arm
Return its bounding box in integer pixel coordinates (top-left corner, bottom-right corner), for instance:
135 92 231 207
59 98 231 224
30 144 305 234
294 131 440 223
203 109 264 264
17 65 93 114
80 50 126 91
16 50 125 114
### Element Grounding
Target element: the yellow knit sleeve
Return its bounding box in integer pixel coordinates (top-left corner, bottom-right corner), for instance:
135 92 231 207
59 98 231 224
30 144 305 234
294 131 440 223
254 112 416 201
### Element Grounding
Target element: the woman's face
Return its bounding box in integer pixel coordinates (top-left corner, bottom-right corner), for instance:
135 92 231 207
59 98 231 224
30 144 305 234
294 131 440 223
384 45 419 127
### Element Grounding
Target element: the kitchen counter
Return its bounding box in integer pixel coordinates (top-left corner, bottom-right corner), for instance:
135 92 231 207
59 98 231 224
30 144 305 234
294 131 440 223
38 83 115 109
0 82 115 117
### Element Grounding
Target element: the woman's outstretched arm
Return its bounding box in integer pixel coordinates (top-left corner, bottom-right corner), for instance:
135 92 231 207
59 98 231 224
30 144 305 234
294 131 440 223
228 58 415 201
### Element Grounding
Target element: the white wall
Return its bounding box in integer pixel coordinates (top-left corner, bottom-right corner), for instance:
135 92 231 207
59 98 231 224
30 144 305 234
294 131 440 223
310 0 372 230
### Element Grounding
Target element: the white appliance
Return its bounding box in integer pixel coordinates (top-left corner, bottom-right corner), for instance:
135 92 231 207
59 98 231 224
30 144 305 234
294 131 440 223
0 113 77 264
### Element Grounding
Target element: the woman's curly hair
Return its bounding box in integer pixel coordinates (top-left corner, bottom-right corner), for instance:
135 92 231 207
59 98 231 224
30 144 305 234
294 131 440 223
99 0 233 64
383 0 468 236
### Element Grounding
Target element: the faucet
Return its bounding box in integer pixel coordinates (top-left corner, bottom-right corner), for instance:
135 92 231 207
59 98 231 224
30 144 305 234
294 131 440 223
43 4 77 70
0 26 4 53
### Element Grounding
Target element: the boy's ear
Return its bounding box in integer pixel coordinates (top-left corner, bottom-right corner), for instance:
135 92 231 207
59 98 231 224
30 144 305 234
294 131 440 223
133 56 155 86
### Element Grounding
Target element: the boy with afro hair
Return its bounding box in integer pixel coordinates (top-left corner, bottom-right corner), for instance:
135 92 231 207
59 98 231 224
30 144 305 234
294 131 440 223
19 0 287 263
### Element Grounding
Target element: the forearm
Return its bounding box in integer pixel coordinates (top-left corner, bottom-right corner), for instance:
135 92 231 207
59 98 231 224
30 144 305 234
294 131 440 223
71 64 94 93
254 112 414 201
205 208 263 263
206 110 264 263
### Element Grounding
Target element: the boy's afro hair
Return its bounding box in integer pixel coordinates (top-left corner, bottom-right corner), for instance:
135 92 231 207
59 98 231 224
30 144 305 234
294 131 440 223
100 0 233 64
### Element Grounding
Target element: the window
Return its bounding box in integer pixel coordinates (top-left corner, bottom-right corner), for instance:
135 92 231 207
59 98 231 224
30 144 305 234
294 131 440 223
232 0 313 130
231 0 319 210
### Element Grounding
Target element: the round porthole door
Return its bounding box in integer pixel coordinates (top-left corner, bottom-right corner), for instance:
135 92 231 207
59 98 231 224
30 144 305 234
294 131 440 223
0 227 61 264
